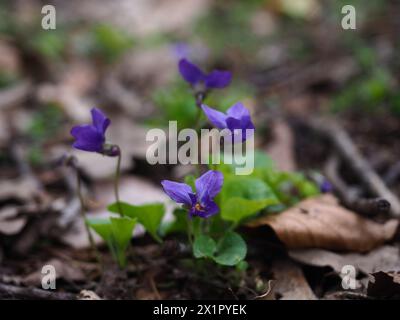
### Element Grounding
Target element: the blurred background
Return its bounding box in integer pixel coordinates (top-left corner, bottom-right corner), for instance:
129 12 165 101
0 0 399 299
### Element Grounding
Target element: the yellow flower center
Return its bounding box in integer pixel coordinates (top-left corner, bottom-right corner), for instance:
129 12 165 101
194 203 204 211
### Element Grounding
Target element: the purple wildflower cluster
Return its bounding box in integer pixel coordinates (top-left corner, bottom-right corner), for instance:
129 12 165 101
178 58 255 143
70 58 255 219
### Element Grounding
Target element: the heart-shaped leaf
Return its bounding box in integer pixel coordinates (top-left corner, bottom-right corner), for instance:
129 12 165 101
213 232 247 266
193 234 217 258
221 197 278 224
108 202 164 243
87 216 137 268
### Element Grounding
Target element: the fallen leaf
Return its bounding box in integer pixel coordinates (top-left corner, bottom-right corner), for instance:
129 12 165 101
367 271 400 298
246 194 399 252
289 246 400 274
271 260 316 300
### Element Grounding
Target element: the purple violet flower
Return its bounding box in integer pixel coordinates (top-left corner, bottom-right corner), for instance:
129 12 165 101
178 58 232 89
320 179 333 193
201 102 255 142
161 170 223 219
70 108 118 156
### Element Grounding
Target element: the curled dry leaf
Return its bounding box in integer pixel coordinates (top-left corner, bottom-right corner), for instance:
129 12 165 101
246 195 399 252
270 260 316 300
289 245 400 275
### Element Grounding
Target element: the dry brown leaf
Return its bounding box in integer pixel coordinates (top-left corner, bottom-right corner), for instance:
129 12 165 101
289 246 400 274
271 260 316 300
247 194 399 252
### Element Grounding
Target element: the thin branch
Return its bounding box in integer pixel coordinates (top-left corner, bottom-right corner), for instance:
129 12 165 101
310 118 400 217
325 156 391 216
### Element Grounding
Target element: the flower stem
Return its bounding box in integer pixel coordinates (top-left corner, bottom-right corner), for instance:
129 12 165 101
76 171 102 266
194 92 206 177
187 218 194 247
114 146 124 216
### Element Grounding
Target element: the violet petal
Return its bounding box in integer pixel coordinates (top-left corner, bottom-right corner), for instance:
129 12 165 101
201 104 227 129
195 170 223 203
204 70 232 88
161 180 194 206
178 58 204 85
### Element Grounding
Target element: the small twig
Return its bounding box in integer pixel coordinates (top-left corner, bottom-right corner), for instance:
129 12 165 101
325 156 391 216
0 283 76 300
310 118 400 217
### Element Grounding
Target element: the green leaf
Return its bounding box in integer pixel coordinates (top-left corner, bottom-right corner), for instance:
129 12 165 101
87 216 137 268
110 217 137 253
221 197 278 223
222 176 277 201
108 202 164 243
213 232 247 266
220 175 278 224
159 208 187 236
87 218 112 242
193 235 217 258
